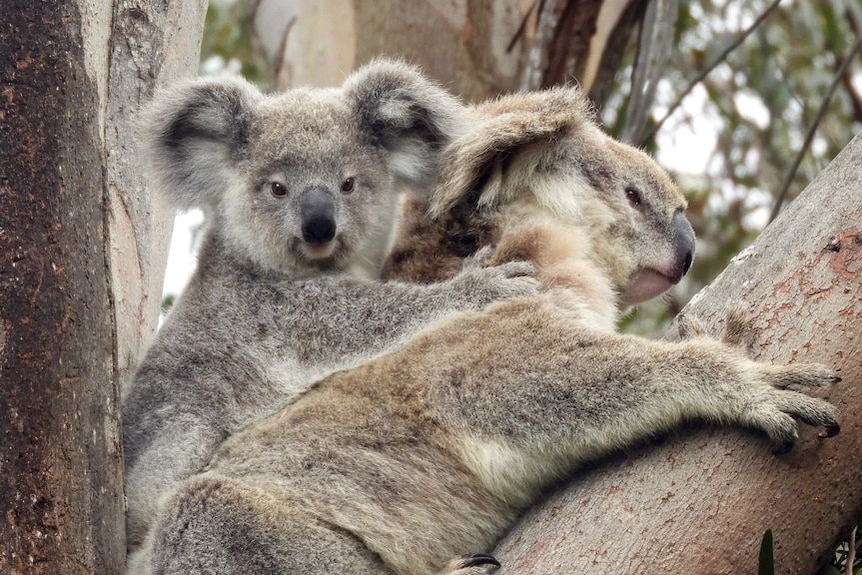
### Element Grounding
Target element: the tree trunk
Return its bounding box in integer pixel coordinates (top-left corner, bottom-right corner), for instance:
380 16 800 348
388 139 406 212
493 132 862 574
253 0 641 106
0 2 206 573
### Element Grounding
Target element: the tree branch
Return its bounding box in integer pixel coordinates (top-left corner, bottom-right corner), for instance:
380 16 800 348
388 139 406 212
847 526 857 575
640 0 782 145
622 0 678 144
767 34 861 224
506 0 541 54
519 0 564 91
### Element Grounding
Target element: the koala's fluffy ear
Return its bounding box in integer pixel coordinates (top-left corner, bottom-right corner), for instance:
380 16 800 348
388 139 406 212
428 87 596 218
140 76 261 211
344 59 466 195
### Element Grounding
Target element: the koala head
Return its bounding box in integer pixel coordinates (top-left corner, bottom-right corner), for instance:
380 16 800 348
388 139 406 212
429 87 695 304
142 60 464 278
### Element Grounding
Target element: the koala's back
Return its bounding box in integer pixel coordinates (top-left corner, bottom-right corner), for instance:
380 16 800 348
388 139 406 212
161 367 514 575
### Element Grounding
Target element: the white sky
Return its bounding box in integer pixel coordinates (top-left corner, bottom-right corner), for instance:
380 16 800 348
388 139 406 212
162 209 204 299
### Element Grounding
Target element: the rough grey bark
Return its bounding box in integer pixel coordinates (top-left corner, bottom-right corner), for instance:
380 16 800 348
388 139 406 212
494 132 862 574
0 1 205 573
104 0 209 386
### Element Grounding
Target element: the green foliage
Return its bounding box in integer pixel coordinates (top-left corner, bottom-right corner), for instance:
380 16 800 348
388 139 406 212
756 526 862 574
616 0 862 334
200 0 271 86
819 525 862 574
759 529 775 575
160 293 175 315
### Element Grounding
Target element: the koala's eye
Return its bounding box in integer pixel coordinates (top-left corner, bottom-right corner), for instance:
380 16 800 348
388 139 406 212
270 182 288 197
625 187 643 207
340 177 355 194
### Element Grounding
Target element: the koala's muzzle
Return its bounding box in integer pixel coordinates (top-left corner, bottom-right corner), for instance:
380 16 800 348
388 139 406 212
622 210 696 305
672 210 695 282
299 186 337 244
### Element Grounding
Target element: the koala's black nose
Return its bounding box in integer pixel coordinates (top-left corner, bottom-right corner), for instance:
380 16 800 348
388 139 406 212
299 186 336 244
673 210 696 279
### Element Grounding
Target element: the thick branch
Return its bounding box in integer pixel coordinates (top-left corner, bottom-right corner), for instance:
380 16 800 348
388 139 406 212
495 133 862 573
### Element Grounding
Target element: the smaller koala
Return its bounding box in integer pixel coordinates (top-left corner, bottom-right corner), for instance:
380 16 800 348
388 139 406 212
122 61 539 551
134 87 839 575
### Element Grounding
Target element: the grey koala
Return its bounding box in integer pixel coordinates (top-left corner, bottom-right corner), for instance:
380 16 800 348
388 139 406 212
131 87 839 575
122 61 539 551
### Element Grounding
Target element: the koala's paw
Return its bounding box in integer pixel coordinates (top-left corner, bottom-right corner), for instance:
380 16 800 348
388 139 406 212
675 313 709 340
461 246 496 271
438 553 501 575
455 260 540 306
721 307 756 349
744 364 841 453
675 307 755 350
763 362 842 390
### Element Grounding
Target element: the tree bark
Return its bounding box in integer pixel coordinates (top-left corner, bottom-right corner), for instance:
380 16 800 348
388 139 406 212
254 0 641 106
0 1 205 573
494 132 862 573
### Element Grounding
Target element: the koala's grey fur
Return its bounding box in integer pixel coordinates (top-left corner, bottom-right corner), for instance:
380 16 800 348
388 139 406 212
122 61 540 552
130 87 839 575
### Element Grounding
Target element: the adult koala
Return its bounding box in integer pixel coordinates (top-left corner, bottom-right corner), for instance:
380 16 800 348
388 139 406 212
132 87 839 575
122 61 539 550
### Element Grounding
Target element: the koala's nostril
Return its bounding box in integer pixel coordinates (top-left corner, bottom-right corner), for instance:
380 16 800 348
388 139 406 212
299 186 337 245
302 217 336 244
682 250 693 276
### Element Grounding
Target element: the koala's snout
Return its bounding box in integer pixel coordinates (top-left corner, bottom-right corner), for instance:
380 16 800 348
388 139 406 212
299 186 337 244
672 210 695 281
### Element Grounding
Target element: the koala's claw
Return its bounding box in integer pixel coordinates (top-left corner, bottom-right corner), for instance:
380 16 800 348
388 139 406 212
771 432 797 455
776 391 839 430
745 385 840 453
461 553 501 568
439 553 501 575
747 406 800 454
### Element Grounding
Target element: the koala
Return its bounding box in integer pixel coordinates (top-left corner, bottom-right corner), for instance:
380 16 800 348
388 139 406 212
131 87 839 575
122 60 541 551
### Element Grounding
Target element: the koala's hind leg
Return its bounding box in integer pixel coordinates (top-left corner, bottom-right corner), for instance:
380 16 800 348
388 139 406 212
145 475 392 575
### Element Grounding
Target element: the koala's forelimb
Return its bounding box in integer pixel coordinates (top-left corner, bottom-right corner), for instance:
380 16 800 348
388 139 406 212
425 297 840 474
